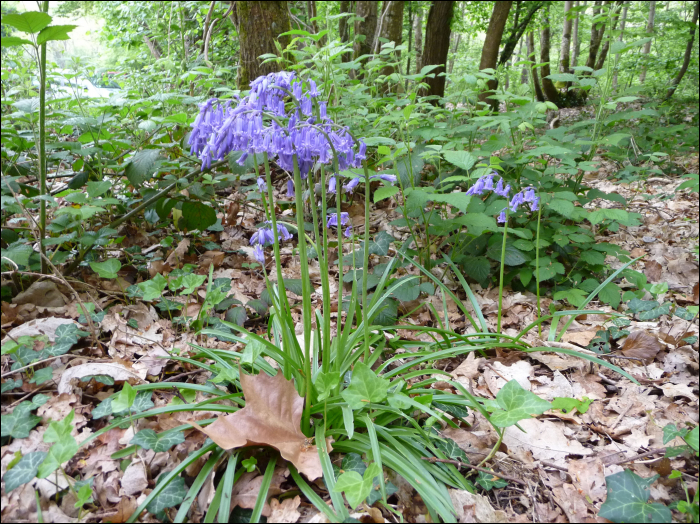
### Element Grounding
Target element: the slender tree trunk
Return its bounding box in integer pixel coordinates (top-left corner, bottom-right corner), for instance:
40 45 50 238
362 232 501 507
528 31 545 101
612 1 629 88
422 0 455 100
376 0 405 89
640 0 656 83
519 38 529 84
406 1 413 78
478 0 513 111
307 0 327 45
572 0 585 68
540 5 561 104
448 33 462 74
585 1 606 70
354 1 378 60
595 1 623 70
665 0 699 99
236 1 291 89
413 5 423 73
560 1 574 73
498 1 544 66
339 0 352 62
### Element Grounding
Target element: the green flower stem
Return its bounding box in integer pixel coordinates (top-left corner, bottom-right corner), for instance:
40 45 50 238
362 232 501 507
362 161 372 361
496 209 509 335
261 153 294 379
38 1 49 273
535 201 543 338
318 165 332 370
293 155 313 437
477 428 504 468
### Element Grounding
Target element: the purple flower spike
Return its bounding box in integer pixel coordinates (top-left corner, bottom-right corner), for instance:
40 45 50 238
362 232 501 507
483 173 495 191
466 177 486 196
494 178 510 197
523 188 537 203
308 78 319 98
497 209 507 223
509 192 524 213
253 244 265 264
257 177 267 193
287 179 295 197
530 197 540 211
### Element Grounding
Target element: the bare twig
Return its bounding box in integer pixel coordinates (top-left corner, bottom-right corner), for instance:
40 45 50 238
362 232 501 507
421 456 527 486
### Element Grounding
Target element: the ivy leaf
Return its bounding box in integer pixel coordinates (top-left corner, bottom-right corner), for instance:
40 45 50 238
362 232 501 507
598 470 671 523
476 471 508 491
314 371 340 402
146 476 187 514
111 382 137 413
435 437 468 462
131 429 185 453
341 362 390 410
334 462 381 509
37 410 79 478
241 338 266 365
662 424 690 445
490 380 552 427
89 258 121 279
178 274 207 295
1 402 42 438
340 453 367 476
685 426 699 453
138 274 168 301
3 452 47 492
28 366 53 385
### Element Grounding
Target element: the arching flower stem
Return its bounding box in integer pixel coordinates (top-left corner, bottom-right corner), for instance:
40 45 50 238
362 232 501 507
496 208 510 335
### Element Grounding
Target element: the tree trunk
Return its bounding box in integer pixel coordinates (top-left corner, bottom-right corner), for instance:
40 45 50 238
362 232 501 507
478 0 512 111
639 0 656 83
540 5 562 104
354 1 378 60
339 0 352 62
612 1 629 88
665 0 698 99
413 5 423 73
375 1 404 55
448 32 461 74
527 31 545 101
585 1 607 70
560 1 574 73
595 1 623 70
572 0 585 68
143 34 162 59
307 1 327 45
422 0 455 100
236 1 291 90
498 1 544 66
519 37 529 84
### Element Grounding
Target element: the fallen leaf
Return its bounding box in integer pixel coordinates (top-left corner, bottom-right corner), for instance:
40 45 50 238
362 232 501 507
269 495 302 523
165 238 191 268
621 330 662 361
120 459 148 496
644 260 663 282
58 363 144 395
660 383 696 401
104 496 138 523
11 281 68 308
483 360 533 396
568 458 606 503
2 317 80 343
229 469 285 517
503 418 593 468
448 489 507 523
561 329 599 347
551 484 589 522
190 370 328 480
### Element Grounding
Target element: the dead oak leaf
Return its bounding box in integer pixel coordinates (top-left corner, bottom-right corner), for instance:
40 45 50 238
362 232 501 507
621 330 662 362
190 370 328 480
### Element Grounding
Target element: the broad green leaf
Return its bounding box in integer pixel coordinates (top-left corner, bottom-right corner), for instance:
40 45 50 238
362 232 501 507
1 402 42 438
341 362 390 410
37 24 77 44
146 476 187 514
138 274 168 301
89 259 121 279
476 471 508 490
179 274 206 294
1 36 33 46
241 338 265 365
86 180 112 198
3 452 47 492
553 288 588 308
37 411 78 478
549 198 575 217
598 470 671 523
125 149 160 187
490 380 552 427
131 429 185 453
374 185 399 203
551 397 592 414
486 244 529 266
599 282 621 309
2 243 33 267
455 213 498 236
314 371 340 401
333 462 380 509
182 201 217 231
111 382 137 413
685 426 699 453
3 12 52 34
443 151 476 171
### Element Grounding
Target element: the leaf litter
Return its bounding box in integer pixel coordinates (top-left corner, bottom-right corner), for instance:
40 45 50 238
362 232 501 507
1 150 698 524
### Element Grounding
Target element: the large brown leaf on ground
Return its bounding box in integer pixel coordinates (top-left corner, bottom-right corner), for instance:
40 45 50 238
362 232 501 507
621 330 662 362
190 370 327 480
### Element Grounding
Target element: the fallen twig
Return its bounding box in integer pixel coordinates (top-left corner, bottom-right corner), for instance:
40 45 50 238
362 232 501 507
421 456 527 486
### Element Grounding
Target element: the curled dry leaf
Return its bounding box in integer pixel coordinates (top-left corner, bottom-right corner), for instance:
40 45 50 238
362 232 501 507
58 363 144 395
621 330 662 362
190 370 329 480
165 238 191 268
230 469 286 517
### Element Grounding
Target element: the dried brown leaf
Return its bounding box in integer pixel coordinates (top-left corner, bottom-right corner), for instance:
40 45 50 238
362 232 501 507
568 458 606 503
190 370 327 480
621 330 662 361
269 495 302 523
644 260 663 283
229 469 285 517
165 238 191 268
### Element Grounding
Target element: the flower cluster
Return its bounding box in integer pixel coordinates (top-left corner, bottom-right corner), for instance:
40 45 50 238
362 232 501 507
466 172 539 223
249 221 293 264
188 71 366 177
327 212 352 237
328 173 398 194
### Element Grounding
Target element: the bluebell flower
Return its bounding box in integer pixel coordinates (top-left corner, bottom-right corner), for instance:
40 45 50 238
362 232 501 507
257 177 267 192
327 212 350 228
343 177 360 193
250 221 292 246
509 192 524 213
287 179 295 197
370 174 397 183
307 78 320 98
497 209 507 223
494 178 511 197
466 176 486 196
482 173 495 191
253 244 265 264
344 225 353 238
328 176 337 194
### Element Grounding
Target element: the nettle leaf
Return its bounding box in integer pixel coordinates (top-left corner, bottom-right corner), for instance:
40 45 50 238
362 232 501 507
490 380 552 427
1 36 33 46
341 362 390 410
37 410 79 478
131 429 185 453
182 201 217 231
3 12 52 33
548 198 575 217
3 451 47 492
442 151 476 171
37 24 77 45
334 462 381 509
486 244 529 266
86 180 112 198
1 402 42 438
89 258 121 279
146 476 187 514
598 470 671 523
125 149 161 187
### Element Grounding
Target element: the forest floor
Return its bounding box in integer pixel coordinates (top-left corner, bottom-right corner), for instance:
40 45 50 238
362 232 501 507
1 138 698 522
